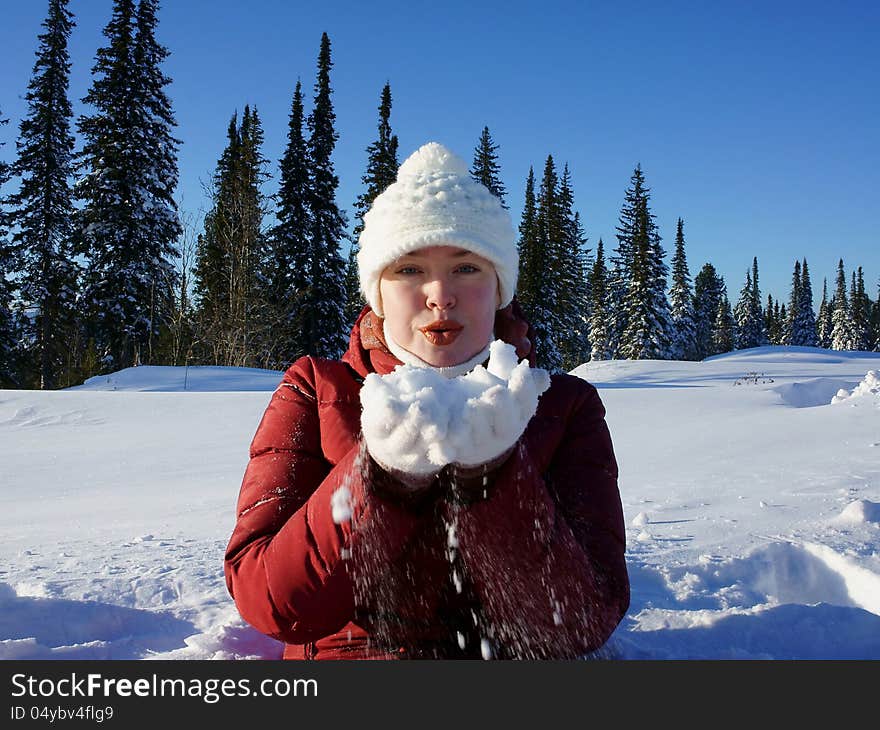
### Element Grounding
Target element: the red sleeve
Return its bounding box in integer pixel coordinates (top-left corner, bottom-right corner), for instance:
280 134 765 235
453 379 629 658
223 357 426 645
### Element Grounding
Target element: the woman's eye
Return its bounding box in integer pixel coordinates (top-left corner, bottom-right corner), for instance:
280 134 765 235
397 266 421 275
455 264 479 274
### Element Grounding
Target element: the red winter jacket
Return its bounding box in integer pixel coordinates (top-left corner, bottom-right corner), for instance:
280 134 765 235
224 306 629 659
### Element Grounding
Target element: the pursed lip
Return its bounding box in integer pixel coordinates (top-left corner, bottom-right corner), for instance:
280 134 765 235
419 319 463 346
419 319 464 334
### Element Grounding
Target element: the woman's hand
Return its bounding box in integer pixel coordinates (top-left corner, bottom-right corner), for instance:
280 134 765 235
450 340 550 468
359 341 550 489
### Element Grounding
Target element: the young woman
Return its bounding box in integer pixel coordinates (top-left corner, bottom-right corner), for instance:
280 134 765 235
224 142 629 659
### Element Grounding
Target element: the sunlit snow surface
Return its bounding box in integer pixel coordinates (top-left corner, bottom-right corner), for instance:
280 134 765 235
2 346 879 659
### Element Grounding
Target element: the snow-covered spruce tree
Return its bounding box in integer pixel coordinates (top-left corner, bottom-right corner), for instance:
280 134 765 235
830 259 854 350
528 155 564 372
668 218 697 360
346 82 399 326
816 278 832 348
733 258 764 349
782 259 801 345
765 294 779 345
733 269 753 348
192 107 269 367
610 165 648 355
764 294 783 345
871 279 880 352
129 0 183 363
750 257 766 344
850 266 871 351
193 114 238 356
470 126 507 208
693 262 724 358
236 106 272 366
556 163 591 370
618 176 671 360
712 287 735 354
588 238 612 361
306 32 348 359
75 0 181 371
792 258 817 347
516 165 540 313
0 108 20 387
265 80 312 368
8 0 79 389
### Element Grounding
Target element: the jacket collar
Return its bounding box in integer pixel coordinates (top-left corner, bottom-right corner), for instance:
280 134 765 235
341 300 537 379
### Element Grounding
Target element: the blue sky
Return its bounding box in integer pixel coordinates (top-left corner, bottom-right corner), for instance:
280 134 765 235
1 0 877 308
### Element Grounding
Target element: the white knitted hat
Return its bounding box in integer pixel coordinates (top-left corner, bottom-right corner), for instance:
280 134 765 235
357 142 518 317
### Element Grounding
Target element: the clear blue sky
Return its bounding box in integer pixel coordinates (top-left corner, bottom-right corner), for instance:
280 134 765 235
2 0 878 308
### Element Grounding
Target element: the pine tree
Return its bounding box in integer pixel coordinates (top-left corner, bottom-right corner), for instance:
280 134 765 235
830 259 853 350
529 155 563 371
767 293 787 345
9 0 79 389
712 288 735 354
130 0 183 363
192 107 269 366
75 0 180 371
617 165 670 359
693 262 724 359
792 258 817 346
0 107 19 386
668 218 696 360
751 257 766 344
588 238 612 361
306 32 348 358
869 278 880 352
733 269 753 348
732 258 764 349
347 82 399 325
764 294 775 344
516 166 539 317
782 259 801 345
193 113 238 344
610 165 647 354
851 266 870 350
870 279 880 352
265 80 311 367
470 126 507 208
816 279 831 348
237 106 271 362
556 164 591 370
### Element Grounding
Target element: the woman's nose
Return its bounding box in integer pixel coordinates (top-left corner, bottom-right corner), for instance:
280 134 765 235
424 276 456 310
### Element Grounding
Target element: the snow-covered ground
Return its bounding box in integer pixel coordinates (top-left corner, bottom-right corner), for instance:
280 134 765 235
2 348 879 660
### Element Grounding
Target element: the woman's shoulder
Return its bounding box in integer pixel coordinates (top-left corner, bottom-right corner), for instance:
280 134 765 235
540 371 607 419
277 355 362 403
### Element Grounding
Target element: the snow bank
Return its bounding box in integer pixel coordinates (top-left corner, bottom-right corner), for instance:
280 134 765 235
620 538 880 658
774 377 861 408
831 370 880 404
831 499 880 526
72 365 283 392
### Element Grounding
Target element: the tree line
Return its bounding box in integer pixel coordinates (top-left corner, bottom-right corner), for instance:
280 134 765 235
1 0 878 389
514 158 880 371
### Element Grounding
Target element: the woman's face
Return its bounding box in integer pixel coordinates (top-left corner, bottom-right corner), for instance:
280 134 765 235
379 245 500 367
